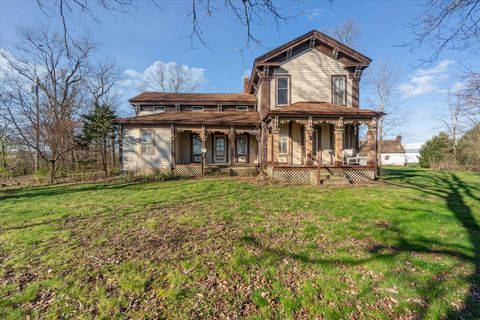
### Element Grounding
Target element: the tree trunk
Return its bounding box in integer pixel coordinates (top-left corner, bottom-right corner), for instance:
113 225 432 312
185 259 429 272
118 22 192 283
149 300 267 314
48 160 56 184
102 136 108 175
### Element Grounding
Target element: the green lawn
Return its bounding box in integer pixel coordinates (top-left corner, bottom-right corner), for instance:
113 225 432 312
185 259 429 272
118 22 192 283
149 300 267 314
1 168 479 319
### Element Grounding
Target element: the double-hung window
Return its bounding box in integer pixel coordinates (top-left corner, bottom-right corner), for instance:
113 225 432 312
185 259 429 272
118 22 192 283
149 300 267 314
276 76 289 106
140 130 154 155
278 123 288 155
236 135 248 163
192 134 202 163
332 75 346 105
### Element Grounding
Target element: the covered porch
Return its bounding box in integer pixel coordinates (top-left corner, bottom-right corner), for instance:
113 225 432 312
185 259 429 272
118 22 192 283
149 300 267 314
265 113 380 184
172 124 260 176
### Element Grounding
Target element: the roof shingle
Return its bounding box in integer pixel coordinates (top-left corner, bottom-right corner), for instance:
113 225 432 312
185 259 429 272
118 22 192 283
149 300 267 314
129 92 257 104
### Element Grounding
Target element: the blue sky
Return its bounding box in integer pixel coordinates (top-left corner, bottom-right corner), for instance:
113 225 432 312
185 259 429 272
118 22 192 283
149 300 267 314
1 0 476 144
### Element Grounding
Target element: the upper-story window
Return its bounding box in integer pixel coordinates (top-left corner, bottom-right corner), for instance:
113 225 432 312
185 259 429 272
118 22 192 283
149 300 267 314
141 105 166 113
332 75 347 105
236 105 248 112
192 106 204 112
276 76 289 106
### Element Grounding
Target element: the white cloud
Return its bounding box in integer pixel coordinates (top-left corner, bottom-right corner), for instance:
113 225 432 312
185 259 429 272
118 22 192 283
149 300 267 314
398 59 455 98
120 60 205 93
306 8 323 20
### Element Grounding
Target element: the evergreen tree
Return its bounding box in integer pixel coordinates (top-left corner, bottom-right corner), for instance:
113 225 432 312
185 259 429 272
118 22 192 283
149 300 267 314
81 104 117 174
419 132 454 168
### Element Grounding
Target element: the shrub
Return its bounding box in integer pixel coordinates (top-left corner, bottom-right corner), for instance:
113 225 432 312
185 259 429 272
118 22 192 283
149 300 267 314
418 132 454 168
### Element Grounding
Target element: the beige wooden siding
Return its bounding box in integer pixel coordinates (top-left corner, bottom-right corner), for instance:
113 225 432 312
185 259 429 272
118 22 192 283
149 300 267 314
270 49 352 108
122 125 172 170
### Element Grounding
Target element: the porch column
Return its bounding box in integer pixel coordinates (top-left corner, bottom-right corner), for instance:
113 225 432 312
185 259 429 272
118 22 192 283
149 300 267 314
267 132 272 163
367 120 377 166
200 125 207 166
272 116 279 164
229 126 235 165
305 117 314 166
334 119 344 166
170 124 176 170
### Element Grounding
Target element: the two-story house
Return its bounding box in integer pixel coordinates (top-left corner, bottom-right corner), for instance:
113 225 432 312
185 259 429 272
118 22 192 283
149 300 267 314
115 30 383 184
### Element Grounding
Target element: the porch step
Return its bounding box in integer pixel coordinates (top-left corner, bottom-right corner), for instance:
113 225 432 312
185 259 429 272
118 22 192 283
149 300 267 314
205 167 230 176
319 169 351 186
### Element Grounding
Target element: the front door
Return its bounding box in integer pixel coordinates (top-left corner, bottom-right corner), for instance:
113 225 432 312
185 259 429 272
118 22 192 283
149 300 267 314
214 135 227 163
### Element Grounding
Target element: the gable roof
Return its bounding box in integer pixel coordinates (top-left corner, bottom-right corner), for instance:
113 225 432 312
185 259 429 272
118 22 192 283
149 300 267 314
115 111 260 126
359 138 406 155
381 139 406 153
248 30 372 93
129 92 256 105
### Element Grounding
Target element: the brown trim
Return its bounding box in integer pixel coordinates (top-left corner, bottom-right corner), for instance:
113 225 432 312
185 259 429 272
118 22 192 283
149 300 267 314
139 128 156 155
331 75 347 106
352 78 359 108
274 74 291 107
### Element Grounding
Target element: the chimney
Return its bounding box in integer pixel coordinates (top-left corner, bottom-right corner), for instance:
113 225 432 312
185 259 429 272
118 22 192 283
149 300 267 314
243 76 250 93
396 135 402 142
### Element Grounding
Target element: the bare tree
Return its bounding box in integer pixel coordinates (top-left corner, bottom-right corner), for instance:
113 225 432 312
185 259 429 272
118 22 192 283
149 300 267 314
85 60 121 106
329 17 362 48
0 27 94 183
364 62 403 167
460 70 480 126
146 62 201 93
406 0 480 63
36 0 297 50
437 83 473 164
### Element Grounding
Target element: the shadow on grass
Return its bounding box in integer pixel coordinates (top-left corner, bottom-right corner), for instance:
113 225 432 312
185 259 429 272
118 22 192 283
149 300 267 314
244 168 480 318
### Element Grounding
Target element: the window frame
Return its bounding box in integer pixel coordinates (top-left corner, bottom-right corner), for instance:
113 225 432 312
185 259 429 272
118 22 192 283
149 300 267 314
278 122 289 155
331 75 347 106
192 106 204 112
191 134 203 163
236 105 249 112
275 75 290 107
140 105 166 113
140 129 155 155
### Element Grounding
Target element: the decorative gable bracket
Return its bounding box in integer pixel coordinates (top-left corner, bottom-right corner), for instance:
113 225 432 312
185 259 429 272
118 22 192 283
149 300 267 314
309 37 316 48
354 66 363 80
332 48 339 60
286 48 293 59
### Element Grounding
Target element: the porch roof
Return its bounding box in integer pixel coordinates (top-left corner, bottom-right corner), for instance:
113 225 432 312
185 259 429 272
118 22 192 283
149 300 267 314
115 111 260 126
265 101 383 120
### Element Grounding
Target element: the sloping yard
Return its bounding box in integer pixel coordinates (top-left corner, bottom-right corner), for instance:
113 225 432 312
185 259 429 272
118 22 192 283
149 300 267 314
1 167 479 319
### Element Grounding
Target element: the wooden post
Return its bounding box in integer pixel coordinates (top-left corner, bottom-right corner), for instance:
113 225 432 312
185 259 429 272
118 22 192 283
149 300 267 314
170 124 176 170
229 126 235 165
305 117 313 166
334 119 344 166
200 125 207 168
272 116 279 165
367 120 377 166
